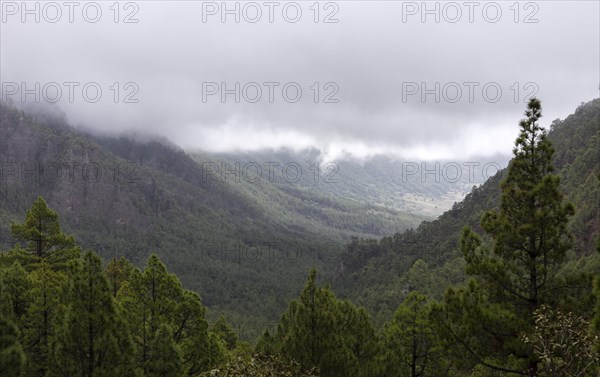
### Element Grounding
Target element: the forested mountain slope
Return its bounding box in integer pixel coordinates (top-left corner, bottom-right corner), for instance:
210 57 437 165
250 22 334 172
335 98 600 323
0 103 424 337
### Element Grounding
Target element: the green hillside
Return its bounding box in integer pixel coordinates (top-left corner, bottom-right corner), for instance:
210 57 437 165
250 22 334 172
334 98 600 325
0 103 425 338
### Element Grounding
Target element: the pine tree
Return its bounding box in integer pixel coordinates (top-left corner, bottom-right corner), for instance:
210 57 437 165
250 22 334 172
275 269 339 372
210 315 238 351
205 332 228 370
275 269 380 377
105 256 134 297
23 261 66 377
173 290 215 376
384 292 439 377
10 197 79 268
147 324 184 377
49 252 138 377
0 262 32 324
255 329 276 355
4 198 80 376
121 255 181 375
336 301 382 377
0 261 32 376
118 254 220 376
431 98 575 376
0 316 26 377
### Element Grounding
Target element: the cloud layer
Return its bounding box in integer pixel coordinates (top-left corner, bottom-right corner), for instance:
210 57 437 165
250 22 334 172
1 1 598 160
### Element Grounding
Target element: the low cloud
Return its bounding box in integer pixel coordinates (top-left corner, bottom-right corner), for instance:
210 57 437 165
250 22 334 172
1 1 598 160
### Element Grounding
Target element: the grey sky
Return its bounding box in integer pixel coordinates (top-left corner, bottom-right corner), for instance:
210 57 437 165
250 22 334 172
1 0 598 161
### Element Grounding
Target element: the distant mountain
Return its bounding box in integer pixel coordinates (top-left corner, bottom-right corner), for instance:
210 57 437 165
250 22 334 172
334 98 600 323
210 149 510 218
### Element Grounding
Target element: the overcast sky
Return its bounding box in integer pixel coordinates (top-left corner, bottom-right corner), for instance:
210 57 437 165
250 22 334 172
1 0 598 161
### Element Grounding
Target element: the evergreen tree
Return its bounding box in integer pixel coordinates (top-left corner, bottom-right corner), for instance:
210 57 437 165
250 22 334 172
0 316 26 377
0 262 32 324
210 315 238 351
49 252 138 377
337 301 382 377
105 256 134 297
147 324 183 377
275 270 341 373
119 255 180 375
205 332 228 369
275 269 380 377
173 290 215 376
431 98 575 376
0 272 12 319
10 197 79 268
23 261 66 377
383 292 447 377
255 329 276 355
2 197 81 376
118 254 221 376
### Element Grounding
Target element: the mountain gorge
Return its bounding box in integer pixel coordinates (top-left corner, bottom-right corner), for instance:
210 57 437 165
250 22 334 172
1 98 599 377
2 99 598 336
1 102 444 336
